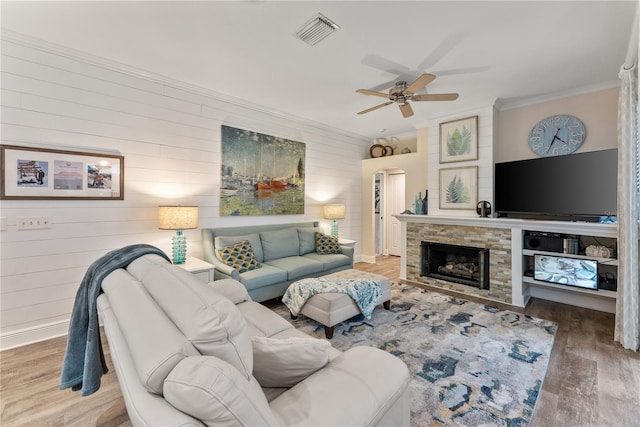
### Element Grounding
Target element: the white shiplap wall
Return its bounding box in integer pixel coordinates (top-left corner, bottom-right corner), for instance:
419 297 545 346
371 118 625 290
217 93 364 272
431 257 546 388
0 33 368 350
420 105 496 217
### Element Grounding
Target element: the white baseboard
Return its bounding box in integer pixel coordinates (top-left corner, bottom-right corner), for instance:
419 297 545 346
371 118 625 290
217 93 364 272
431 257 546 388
360 255 377 263
1 319 69 351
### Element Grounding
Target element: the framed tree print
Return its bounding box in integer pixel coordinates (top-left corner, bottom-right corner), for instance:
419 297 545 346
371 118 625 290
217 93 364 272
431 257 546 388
1 145 124 200
439 115 478 163
439 166 477 210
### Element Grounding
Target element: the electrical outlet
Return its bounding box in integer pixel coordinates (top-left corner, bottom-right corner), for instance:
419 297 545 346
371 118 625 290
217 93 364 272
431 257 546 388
0 217 6 231
17 216 52 230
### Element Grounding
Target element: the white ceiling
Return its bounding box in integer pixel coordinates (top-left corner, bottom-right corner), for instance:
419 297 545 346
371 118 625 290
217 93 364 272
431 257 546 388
1 1 637 139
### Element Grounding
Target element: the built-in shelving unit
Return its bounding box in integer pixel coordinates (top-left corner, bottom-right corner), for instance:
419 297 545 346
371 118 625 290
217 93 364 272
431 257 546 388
521 227 618 313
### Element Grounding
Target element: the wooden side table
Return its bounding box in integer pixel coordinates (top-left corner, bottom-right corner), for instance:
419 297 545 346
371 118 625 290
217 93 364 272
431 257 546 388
177 257 215 283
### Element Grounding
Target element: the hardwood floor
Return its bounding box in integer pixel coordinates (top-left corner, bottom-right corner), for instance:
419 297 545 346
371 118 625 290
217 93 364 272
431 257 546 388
0 329 129 427
2 255 639 426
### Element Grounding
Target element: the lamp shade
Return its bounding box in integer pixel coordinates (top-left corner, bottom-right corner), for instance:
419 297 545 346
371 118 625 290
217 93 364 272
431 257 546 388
323 204 346 220
158 206 199 230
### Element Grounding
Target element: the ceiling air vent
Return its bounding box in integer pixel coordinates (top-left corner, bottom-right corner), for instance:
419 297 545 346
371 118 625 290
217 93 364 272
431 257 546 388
295 13 340 46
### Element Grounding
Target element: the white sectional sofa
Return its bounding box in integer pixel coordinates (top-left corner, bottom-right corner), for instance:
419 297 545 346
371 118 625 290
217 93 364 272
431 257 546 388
97 254 410 426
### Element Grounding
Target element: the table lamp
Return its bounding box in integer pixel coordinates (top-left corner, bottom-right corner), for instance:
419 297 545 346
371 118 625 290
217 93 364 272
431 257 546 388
323 204 345 237
158 206 198 264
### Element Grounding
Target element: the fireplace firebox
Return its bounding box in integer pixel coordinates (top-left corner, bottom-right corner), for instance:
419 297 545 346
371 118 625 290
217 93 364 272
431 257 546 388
420 241 490 289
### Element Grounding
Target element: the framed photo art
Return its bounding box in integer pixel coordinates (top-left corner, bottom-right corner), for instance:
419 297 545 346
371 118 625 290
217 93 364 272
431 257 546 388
1 145 124 200
439 115 478 163
439 166 477 210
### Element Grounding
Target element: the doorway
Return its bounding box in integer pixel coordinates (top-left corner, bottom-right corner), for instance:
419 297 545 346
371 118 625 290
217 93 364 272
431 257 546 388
374 171 405 256
374 174 382 254
387 173 405 256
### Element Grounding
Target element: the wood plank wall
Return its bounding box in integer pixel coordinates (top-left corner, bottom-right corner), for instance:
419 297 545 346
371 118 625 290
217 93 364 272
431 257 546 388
0 32 369 350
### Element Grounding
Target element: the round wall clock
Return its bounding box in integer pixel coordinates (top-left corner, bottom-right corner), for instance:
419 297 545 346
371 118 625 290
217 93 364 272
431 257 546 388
528 115 586 157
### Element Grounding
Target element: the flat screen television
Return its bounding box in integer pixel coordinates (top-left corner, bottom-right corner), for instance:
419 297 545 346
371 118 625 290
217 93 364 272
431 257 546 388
494 149 617 221
534 254 598 290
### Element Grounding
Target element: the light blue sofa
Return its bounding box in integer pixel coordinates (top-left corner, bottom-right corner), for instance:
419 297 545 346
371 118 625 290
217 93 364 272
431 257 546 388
202 222 354 302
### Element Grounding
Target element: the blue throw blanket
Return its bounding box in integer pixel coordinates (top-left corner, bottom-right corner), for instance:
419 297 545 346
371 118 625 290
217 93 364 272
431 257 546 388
282 277 382 319
59 244 170 396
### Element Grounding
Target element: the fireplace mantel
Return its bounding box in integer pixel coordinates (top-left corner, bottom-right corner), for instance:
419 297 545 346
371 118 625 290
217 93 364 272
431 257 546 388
395 214 618 312
395 215 618 237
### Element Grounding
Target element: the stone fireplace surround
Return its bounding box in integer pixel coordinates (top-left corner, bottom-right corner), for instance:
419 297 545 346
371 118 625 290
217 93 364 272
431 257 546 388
395 215 618 312
407 222 512 304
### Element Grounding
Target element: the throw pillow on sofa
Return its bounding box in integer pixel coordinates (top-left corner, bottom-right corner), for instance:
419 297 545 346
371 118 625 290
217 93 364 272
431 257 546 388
215 233 264 262
217 240 261 273
315 232 342 255
251 336 331 387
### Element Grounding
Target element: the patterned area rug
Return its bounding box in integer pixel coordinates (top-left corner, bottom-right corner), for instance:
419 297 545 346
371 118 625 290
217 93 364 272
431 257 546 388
271 283 557 426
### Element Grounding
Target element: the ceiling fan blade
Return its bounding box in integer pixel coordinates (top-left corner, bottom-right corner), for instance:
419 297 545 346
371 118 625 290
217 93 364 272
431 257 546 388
416 32 468 70
411 93 459 102
399 102 414 118
357 101 394 115
404 74 436 95
356 89 390 98
361 54 411 76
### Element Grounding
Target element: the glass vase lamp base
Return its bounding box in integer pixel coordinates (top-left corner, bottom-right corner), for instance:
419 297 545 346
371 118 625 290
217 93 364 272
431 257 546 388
172 230 187 264
330 220 339 237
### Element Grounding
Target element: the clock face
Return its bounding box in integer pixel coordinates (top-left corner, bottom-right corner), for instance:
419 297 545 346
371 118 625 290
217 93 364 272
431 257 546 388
528 115 586 157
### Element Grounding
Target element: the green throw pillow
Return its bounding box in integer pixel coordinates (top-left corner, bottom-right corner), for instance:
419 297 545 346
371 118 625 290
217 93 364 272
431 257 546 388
315 232 342 255
217 240 261 273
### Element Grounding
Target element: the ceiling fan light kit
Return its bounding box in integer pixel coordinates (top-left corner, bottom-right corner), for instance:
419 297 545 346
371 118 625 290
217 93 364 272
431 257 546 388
356 73 459 118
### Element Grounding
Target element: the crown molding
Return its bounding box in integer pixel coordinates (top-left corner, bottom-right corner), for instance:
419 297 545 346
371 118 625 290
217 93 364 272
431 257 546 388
413 100 498 129
1 29 370 143
496 81 620 111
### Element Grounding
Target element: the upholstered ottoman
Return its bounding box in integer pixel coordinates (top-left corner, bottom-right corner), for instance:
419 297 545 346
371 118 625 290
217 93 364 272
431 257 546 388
294 269 391 339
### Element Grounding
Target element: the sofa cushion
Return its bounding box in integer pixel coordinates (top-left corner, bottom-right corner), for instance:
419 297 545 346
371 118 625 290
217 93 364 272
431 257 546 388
215 233 263 263
297 227 320 255
211 278 252 304
164 356 277 427
102 268 199 395
237 300 296 338
302 252 352 270
126 255 253 380
264 256 323 280
239 264 288 291
260 228 299 262
217 240 261 273
251 336 331 388
315 232 343 255
270 346 410 426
